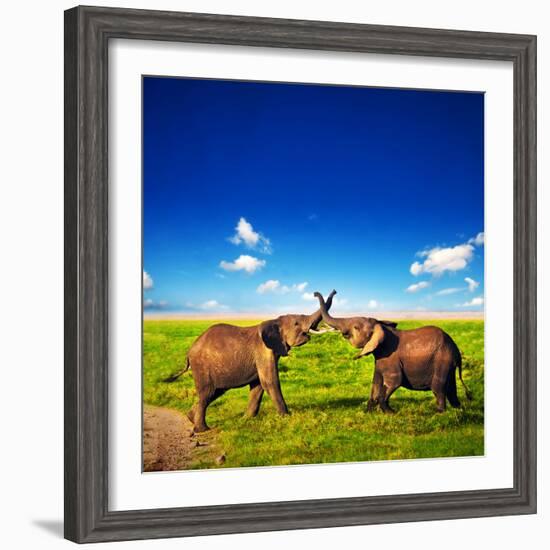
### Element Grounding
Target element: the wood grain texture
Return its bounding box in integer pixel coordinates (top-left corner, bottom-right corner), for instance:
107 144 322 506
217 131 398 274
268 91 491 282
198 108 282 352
64 5 537 543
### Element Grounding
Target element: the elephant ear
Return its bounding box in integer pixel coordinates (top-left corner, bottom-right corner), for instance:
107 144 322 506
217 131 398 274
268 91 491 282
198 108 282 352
379 320 398 328
259 320 288 357
355 322 385 359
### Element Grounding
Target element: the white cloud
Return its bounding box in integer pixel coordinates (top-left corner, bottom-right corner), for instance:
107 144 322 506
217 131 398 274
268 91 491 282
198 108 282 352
258 280 308 294
143 271 153 290
406 281 430 293
410 262 423 276
465 277 480 292
460 296 484 307
435 278 479 296
367 299 378 309
468 232 485 246
220 255 266 274
410 244 474 276
143 298 168 310
199 299 227 310
257 280 281 294
435 287 462 296
229 217 271 253
302 292 315 301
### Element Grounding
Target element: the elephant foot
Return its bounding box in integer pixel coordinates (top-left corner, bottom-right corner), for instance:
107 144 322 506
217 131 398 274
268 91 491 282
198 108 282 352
187 409 210 431
381 406 395 414
366 399 378 412
193 425 210 433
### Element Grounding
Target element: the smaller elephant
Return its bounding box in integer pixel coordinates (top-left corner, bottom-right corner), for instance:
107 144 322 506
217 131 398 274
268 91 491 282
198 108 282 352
314 291 471 413
164 291 335 431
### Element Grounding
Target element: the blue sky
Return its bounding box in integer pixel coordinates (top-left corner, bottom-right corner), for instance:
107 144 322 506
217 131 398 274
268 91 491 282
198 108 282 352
143 77 484 315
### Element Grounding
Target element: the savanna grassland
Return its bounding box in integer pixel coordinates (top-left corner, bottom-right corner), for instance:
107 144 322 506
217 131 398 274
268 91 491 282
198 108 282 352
143 319 484 470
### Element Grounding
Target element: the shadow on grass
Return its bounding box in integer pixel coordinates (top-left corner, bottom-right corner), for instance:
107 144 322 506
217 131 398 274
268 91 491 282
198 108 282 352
293 396 367 411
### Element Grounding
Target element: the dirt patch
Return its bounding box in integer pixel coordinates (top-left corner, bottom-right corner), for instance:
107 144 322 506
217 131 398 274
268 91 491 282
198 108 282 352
143 405 221 471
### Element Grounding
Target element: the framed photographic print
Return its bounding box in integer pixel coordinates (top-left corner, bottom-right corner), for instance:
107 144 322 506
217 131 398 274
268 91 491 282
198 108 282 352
64 5 536 543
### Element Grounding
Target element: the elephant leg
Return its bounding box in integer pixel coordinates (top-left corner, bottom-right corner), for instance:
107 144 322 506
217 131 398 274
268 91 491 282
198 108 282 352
246 380 264 417
366 370 383 412
379 372 401 414
431 377 447 413
186 404 197 425
258 363 289 416
193 387 226 432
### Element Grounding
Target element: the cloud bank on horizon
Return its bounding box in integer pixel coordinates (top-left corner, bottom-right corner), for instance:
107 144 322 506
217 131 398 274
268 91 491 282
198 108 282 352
143 77 485 315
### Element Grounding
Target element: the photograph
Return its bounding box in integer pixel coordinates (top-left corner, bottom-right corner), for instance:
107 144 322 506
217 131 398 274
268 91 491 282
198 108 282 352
142 76 485 472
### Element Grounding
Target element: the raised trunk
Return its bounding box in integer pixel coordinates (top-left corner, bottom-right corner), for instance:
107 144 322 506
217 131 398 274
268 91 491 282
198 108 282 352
313 290 347 331
308 289 336 329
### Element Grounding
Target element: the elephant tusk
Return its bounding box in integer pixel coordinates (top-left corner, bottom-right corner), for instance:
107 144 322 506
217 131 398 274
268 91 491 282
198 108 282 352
309 328 336 334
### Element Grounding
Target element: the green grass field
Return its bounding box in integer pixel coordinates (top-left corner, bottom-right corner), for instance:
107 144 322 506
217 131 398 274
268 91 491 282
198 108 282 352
143 319 484 469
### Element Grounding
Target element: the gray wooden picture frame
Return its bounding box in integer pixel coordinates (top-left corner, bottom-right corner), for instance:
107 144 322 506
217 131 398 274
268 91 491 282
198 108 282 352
64 5 537 543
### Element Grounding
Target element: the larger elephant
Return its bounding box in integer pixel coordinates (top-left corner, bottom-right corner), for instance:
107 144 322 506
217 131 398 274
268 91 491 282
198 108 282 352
164 291 335 432
314 291 471 413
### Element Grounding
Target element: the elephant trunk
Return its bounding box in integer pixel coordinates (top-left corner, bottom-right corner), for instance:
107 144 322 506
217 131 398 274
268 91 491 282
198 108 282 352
313 290 347 331
308 290 336 330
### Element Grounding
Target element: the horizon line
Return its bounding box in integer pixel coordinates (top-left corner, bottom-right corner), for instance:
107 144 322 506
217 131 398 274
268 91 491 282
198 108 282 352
143 310 484 321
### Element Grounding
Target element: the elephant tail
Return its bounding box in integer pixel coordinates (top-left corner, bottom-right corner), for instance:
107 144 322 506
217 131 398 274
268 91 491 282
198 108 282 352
457 354 472 401
163 356 190 383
